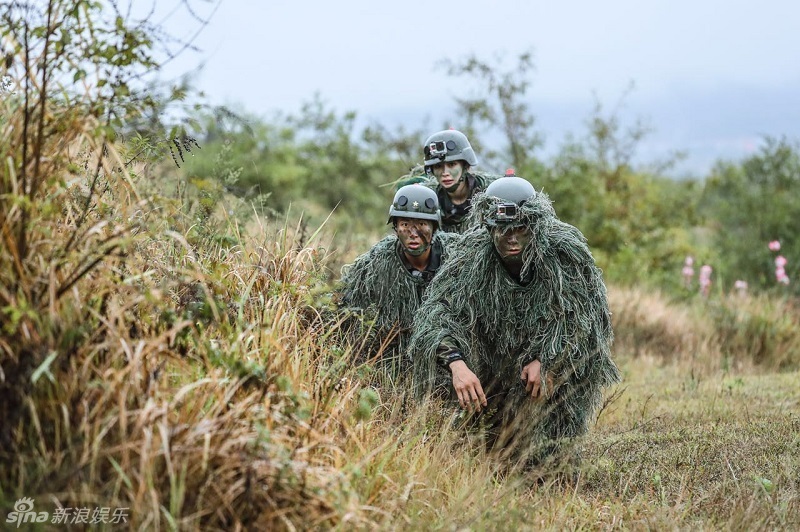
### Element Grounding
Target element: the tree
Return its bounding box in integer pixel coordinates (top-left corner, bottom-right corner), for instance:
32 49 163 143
439 50 543 173
182 95 428 233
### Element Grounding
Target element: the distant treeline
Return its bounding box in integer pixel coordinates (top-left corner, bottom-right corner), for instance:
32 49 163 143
177 96 800 298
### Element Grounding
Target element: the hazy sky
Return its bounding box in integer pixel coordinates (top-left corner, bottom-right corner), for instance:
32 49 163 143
158 0 800 176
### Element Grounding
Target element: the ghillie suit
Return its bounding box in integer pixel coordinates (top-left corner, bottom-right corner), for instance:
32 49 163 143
409 184 620 471
392 167 430 189
337 231 459 380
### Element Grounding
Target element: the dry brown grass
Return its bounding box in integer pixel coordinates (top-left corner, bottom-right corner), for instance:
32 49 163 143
609 285 800 375
609 286 715 362
3 154 799 528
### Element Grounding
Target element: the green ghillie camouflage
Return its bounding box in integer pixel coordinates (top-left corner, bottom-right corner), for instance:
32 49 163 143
392 165 430 190
337 231 460 376
409 189 620 468
394 165 499 234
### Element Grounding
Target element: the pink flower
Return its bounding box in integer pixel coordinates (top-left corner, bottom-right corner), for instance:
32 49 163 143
734 280 748 297
699 264 712 296
769 240 781 251
681 256 695 286
775 256 787 268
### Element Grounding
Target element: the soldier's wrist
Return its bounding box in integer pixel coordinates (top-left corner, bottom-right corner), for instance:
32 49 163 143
521 356 539 368
444 351 465 368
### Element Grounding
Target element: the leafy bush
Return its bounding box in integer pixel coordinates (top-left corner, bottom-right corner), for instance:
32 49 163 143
700 137 800 294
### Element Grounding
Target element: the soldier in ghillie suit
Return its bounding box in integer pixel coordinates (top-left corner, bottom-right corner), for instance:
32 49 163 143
421 129 497 233
337 184 458 378
409 175 621 475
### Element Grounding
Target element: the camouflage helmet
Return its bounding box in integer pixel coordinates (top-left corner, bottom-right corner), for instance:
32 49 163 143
483 175 536 227
423 129 479 169
388 184 441 228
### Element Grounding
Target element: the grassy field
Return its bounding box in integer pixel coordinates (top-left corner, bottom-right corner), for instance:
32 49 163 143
404 362 800 529
356 296 800 531
4 7 800 527
577 355 799 530
2 138 799 529
2 169 799 529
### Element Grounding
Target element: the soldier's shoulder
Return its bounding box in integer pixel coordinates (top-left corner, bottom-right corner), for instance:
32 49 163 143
434 231 463 247
470 170 503 190
439 228 490 263
394 165 434 190
347 235 396 267
365 234 398 256
396 175 431 189
422 177 439 192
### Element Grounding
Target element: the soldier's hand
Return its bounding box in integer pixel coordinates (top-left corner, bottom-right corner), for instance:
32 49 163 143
449 360 487 411
521 360 545 400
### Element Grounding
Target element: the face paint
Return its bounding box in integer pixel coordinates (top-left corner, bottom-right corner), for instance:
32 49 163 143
492 225 532 264
395 218 435 256
431 161 465 194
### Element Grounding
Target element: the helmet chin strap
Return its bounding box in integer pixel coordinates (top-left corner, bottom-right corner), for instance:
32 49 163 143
443 171 464 194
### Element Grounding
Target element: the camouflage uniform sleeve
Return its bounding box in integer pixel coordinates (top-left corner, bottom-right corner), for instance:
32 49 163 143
435 335 464 369
517 345 539 369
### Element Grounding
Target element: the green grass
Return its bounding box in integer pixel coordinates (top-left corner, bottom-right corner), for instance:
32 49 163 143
359 353 800 530
580 357 799 530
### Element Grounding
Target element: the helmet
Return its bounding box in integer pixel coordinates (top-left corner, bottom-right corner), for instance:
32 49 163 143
388 184 441 228
483 176 536 227
423 129 479 169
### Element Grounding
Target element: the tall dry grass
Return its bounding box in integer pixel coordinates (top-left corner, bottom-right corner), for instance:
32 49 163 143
0 13 371 525
3 102 798 526
0 24 525 525
4 175 798 529
0 166 527 528
609 285 800 374
2 5 798 526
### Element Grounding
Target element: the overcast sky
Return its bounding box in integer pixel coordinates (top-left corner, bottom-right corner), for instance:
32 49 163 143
156 0 800 176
